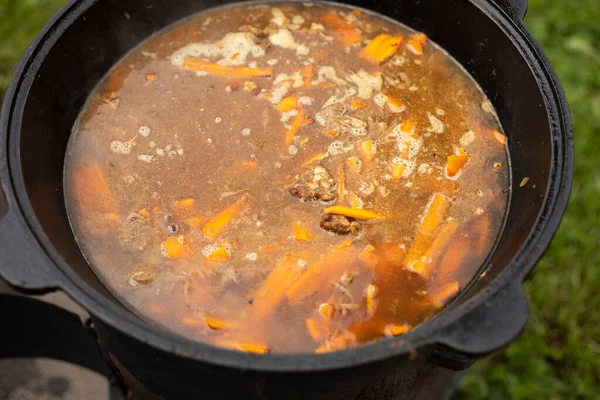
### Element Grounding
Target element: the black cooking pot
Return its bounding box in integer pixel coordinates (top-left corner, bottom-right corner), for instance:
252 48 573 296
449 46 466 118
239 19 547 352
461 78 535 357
0 0 573 399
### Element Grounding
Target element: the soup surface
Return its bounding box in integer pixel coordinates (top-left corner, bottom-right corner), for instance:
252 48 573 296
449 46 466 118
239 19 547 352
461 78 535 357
65 2 509 354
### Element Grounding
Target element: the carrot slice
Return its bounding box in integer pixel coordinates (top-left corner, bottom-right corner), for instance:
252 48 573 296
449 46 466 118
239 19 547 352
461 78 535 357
322 12 363 46
491 130 508 145
359 34 403 64
384 324 413 337
276 96 298 112
406 33 427 55
292 222 313 242
323 129 339 137
301 153 326 167
206 247 231 261
420 193 450 236
252 255 306 320
318 303 334 320
409 220 459 279
145 73 157 86
302 116 315 126
427 281 460 306
202 195 250 239
366 284 378 314
285 109 306 146
360 140 374 163
286 241 359 305
387 96 405 111
400 120 416 133
446 154 469 177
347 157 362 173
182 58 273 78
161 236 189 259
218 340 270 354
71 162 115 212
323 206 384 221
204 317 241 330
390 162 405 180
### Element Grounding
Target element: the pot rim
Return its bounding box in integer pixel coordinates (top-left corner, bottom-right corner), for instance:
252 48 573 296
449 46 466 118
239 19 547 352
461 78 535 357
1 0 573 372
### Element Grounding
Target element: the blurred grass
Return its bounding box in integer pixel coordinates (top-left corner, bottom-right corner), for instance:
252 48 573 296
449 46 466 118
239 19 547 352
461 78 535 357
0 0 599 398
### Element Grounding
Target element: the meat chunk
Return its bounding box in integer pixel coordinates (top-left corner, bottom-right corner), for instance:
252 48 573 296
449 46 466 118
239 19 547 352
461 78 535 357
320 213 361 235
289 166 337 202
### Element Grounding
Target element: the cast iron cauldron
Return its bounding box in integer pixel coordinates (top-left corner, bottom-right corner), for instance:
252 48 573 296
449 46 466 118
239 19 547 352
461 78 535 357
0 0 573 399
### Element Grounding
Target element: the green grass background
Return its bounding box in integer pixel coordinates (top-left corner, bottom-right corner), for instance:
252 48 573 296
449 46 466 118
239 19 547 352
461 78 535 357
1 0 598 398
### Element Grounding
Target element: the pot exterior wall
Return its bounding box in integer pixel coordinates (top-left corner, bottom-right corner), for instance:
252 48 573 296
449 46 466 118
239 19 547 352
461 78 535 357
93 317 458 400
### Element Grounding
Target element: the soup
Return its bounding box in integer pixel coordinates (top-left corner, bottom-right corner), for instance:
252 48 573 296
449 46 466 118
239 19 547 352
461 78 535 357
65 2 509 354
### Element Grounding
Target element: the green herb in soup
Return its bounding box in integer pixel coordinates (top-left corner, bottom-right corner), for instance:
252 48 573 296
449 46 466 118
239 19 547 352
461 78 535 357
64 2 510 354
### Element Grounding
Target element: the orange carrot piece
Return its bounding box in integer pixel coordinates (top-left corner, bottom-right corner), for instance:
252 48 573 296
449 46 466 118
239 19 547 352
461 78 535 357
322 12 363 46
446 155 469 177
203 316 242 330
427 281 460 306
186 216 205 229
390 162 405 180
302 116 315 126
161 236 189 259
137 208 151 218
292 222 313 242
182 58 272 78
420 193 450 236
359 34 404 64
491 130 507 145
323 206 384 221
409 220 459 279
252 255 306 320
301 153 326 167
218 340 270 354
366 284 378 314
384 324 413 337
400 120 416 133
206 247 231 261
319 303 334 320
285 109 306 146
360 140 374 163
276 96 298 112
71 162 115 212
351 98 367 109
323 129 339 137
406 33 427 55
349 193 362 208
175 197 195 210
286 242 359 304
145 73 157 85
338 162 345 202
202 195 250 239
387 96 405 111
347 157 362 173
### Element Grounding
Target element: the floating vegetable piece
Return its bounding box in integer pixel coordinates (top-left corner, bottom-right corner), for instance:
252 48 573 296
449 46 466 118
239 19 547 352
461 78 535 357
446 155 469 177
285 109 306 146
253 255 306 320
161 236 189 259
491 130 507 145
360 140 374 163
322 12 363 46
406 33 427 55
202 195 250 239
323 206 384 221
292 222 313 242
359 34 404 64
182 58 272 78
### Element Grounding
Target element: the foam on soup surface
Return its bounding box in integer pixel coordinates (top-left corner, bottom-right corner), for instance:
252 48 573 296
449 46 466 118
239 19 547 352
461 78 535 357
65 2 510 354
